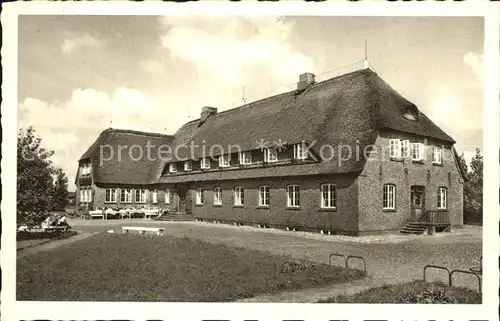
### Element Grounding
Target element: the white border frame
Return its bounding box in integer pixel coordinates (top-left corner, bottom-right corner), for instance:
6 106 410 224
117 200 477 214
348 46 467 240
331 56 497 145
1 2 499 321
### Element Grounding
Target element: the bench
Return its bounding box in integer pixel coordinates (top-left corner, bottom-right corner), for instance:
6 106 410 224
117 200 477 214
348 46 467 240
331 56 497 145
89 210 104 219
42 225 70 233
144 210 160 219
122 226 164 236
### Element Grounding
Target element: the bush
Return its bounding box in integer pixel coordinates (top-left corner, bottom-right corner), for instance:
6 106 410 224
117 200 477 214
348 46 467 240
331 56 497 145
401 288 459 303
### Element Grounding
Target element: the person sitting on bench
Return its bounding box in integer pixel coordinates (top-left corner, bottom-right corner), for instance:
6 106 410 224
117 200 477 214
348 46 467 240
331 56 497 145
57 214 70 228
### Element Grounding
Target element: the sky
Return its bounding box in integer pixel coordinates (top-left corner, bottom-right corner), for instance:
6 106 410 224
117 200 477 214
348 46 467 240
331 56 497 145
18 16 484 191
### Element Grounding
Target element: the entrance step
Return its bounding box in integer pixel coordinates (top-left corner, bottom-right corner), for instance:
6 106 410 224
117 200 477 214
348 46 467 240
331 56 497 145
399 222 427 235
155 212 194 222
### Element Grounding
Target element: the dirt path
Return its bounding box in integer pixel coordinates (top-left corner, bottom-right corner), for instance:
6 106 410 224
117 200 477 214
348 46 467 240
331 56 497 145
238 275 393 302
17 232 97 260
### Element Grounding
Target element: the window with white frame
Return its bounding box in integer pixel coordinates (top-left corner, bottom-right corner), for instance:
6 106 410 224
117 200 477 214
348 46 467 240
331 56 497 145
120 189 132 203
264 148 278 163
321 184 337 209
433 146 443 164
105 188 117 203
389 139 401 158
169 163 177 173
196 188 204 205
293 142 308 160
152 190 158 204
437 187 447 209
383 184 396 210
135 189 147 203
234 187 244 206
213 187 222 205
165 189 171 204
401 140 410 158
219 155 229 168
81 164 91 175
239 151 252 165
87 188 92 202
258 186 270 206
200 158 210 169
287 185 300 207
184 160 192 171
411 142 424 161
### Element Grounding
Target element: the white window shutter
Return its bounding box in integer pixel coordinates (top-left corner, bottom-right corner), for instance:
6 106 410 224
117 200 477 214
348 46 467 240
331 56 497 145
395 139 401 158
419 143 425 160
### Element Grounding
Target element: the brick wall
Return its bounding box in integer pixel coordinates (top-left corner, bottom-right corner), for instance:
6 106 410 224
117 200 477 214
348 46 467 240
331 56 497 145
358 132 464 232
188 173 359 233
90 185 169 209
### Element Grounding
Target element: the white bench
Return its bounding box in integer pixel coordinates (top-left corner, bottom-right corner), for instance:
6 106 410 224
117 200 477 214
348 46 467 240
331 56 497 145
89 210 104 219
144 210 160 219
42 225 70 232
122 226 164 236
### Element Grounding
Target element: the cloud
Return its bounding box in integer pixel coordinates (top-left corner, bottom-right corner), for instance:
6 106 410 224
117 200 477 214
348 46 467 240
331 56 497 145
19 88 160 189
463 52 483 82
138 59 166 76
62 33 104 54
158 16 314 105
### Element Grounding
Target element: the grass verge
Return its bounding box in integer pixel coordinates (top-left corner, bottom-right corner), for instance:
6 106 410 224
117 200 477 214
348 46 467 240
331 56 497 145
17 230 78 251
318 280 481 303
17 233 365 301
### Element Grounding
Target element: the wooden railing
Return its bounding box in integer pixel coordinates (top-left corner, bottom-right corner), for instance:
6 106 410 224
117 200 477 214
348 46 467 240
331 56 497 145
420 210 450 225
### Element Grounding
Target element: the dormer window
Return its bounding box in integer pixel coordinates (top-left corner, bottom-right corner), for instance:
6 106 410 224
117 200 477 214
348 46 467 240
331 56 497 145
263 148 278 163
218 155 229 168
81 163 91 175
169 163 177 173
239 151 252 165
403 105 419 121
293 142 308 160
184 160 192 171
201 157 211 170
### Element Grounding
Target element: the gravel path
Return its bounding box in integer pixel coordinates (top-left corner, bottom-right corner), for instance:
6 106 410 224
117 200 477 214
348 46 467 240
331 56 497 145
17 232 97 260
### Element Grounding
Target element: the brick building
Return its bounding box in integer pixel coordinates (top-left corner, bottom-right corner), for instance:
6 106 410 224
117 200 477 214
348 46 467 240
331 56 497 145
76 68 464 235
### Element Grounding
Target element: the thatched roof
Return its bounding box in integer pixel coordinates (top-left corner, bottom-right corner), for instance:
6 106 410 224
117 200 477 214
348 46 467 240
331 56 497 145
78 69 455 185
78 128 173 185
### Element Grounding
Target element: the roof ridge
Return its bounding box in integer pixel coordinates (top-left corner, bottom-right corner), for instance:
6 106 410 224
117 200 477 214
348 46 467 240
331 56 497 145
102 128 174 138
181 68 373 126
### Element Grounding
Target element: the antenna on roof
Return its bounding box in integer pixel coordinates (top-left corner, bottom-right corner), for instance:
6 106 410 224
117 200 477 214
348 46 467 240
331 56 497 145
242 86 248 104
364 40 369 69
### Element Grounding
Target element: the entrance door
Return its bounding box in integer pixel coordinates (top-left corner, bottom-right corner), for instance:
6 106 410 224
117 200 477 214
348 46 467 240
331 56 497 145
175 185 189 213
410 186 425 221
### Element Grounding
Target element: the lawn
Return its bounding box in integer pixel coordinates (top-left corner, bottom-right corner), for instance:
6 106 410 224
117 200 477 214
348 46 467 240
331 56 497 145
17 230 78 251
318 280 481 304
17 233 365 301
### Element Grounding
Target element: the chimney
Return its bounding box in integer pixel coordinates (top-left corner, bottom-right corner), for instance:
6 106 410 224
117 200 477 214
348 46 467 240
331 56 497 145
200 106 217 123
296 72 315 92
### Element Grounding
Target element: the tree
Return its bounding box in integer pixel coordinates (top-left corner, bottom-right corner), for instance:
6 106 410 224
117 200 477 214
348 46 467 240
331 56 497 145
466 149 483 214
17 127 55 226
457 152 468 177
52 168 69 212
458 149 483 223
